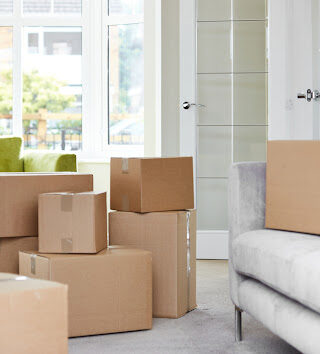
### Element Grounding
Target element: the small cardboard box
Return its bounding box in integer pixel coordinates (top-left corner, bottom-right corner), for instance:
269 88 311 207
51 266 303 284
0 173 93 237
110 157 194 212
39 192 107 253
0 237 38 274
266 141 320 234
19 247 152 337
109 210 197 318
0 273 68 354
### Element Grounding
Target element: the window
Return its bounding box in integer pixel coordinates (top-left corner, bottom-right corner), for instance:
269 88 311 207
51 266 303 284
0 0 144 158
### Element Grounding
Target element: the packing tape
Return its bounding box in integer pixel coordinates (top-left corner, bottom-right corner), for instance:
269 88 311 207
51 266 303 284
61 237 73 253
121 158 129 174
60 194 74 251
186 211 191 310
0 276 28 283
31 254 37 275
61 193 74 212
122 195 130 211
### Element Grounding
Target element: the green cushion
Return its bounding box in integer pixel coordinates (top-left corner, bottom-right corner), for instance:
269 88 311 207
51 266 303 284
0 137 24 172
23 152 77 172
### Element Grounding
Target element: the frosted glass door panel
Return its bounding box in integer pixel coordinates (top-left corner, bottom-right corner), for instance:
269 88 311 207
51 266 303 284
233 126 267 162
233 73 267 125
197 178 228 230
197 74 232 125
197 0 231 21
197 126 231 178
197 22 232 74
233 21 267 73
233 0 266 20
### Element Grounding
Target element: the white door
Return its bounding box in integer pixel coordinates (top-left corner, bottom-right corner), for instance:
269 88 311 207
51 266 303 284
180 0 268 259
269 0 320 140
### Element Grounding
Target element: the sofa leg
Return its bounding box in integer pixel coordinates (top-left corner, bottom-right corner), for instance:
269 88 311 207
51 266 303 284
235 306 243 342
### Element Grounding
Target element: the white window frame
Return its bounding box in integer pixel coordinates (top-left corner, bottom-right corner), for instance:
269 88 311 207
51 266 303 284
0 0 144 161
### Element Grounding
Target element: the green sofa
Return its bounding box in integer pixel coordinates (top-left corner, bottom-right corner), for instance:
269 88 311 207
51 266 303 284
0 137 77 172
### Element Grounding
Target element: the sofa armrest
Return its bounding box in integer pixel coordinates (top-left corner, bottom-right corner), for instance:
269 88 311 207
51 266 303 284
23 152 77 172
228 162 266 307
228 162 266 241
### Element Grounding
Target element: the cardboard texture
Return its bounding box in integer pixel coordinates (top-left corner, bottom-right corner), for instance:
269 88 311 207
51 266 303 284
39 191 107 253
0 273 68 354
0 173 93 237
110 157 194 212
109 210 197 318
19 247 152 337
0 236 38 274
266 140 320 234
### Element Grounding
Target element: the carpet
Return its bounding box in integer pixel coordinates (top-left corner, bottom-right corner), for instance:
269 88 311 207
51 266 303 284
69 260 300 353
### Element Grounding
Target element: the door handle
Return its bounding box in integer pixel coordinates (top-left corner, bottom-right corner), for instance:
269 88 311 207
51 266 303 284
297 89 320 102
182 101 206 110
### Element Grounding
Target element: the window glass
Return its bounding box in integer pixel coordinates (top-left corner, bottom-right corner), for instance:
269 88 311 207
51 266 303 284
109 0 143 16
108 24 144 145
0 0 13 14
0 27 13 135
23 0 81 15
23 27 82 151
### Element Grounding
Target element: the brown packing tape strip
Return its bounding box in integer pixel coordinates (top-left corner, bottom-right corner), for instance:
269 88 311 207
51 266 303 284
122 195 130 211
186 211 191 310
61 238 73 253
60 194 74 252
0 276 29 282
121 158 129 174
61 193 74 212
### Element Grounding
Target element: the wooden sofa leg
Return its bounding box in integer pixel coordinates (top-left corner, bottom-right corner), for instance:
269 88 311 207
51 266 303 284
235 306 243 342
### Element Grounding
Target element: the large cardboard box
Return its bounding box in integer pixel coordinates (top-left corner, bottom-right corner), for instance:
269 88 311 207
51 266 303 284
109 210 197 318
0 173 93 237
0 237 38 274
266 140 320 234
39 191 107 253
19 247 152 337
0 273 68 354
110 157 194 212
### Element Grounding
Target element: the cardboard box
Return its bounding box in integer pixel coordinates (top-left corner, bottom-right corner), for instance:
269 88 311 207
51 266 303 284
19 247 152 337
0 173 93 237
39 192 107 253
266 140 320 234
0 273 68 354
109 210 197 318
0 237 38 274
110 157 194 212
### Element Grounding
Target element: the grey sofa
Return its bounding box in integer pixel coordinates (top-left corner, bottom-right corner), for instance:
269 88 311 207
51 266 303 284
229 162 320 354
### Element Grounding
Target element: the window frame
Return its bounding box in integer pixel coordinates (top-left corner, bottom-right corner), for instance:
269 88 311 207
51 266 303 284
0 0 144 161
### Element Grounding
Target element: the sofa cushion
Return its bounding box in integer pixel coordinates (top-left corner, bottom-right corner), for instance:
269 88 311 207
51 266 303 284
0 136 23 172
233 229 320 314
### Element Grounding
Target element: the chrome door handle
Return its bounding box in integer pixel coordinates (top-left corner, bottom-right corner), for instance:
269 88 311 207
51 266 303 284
297 89 317 102
182 101 206 110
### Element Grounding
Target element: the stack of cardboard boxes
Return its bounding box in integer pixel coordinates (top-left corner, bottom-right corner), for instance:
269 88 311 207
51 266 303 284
109 157 197 318
1 157 196 352
19 190 153 338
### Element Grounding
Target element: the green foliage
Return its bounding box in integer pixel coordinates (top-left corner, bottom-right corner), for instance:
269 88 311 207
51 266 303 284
0 69 75 115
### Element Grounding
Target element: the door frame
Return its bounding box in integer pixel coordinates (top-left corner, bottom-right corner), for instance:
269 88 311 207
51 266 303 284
179 0 229 260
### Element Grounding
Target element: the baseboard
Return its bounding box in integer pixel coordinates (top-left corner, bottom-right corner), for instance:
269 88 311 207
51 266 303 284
196 231 229 260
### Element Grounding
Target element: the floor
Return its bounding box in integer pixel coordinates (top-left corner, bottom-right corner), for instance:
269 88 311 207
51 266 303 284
69 261 300 354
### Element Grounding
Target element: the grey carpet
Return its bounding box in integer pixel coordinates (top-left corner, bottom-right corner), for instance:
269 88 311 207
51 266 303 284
69 260 300 353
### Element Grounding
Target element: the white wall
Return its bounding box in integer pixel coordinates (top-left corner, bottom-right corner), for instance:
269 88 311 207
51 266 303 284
144 0 181 157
